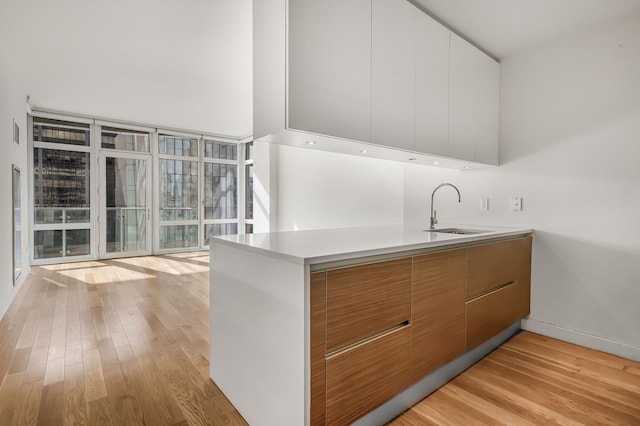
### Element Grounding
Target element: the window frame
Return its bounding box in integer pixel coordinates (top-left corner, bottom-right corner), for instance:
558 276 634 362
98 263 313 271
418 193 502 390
29 114 96 265
29 110 251 264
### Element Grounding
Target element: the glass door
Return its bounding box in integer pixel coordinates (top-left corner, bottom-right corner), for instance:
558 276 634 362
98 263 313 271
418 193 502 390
99 152 152 258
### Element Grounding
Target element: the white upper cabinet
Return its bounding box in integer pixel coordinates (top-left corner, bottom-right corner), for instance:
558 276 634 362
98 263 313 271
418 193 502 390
288 0 372 143
414 11 450 157
449 33 500 165
371 0 416 151
253 0 500 168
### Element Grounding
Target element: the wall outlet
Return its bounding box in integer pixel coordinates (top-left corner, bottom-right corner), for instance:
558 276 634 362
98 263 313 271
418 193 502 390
480 198 489 211
510 197 523 212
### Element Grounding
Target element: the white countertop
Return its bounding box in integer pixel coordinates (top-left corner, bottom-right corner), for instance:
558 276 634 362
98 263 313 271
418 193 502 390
211 224 532 266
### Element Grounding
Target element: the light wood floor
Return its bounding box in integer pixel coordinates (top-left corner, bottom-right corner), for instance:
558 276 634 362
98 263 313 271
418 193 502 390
390 331 640 426
2 254 639 425
0 252 247 425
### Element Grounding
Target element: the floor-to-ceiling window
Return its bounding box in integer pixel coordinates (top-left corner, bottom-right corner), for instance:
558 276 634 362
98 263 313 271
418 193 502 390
32 118 93 261
158 135 200 250
100 127 152 257
29 112 251 264
203 139 239 245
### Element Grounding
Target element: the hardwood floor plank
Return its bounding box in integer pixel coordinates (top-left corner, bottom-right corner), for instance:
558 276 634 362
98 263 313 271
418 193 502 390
8 347 31 374
87 396 114 425
441 383 538 425
37 381 64 425
15 309 41 350
83 348 107 402
163 367 211 426
23 346 48 384
11 379 43 426
412 386 507 426
63 362 88 426
0 372 25 424
386 409 439 426
451 373 554 425
43 355 65 385
102 364 140 426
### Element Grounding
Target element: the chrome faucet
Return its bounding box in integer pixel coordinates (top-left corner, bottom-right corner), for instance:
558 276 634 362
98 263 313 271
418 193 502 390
429 183 461 229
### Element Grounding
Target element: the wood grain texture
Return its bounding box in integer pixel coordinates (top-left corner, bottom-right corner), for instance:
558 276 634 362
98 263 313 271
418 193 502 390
389 331 640 426
412 249 467 380
0 252 248 426
326 325 412 425
310 271 326 426
466 281 523 350
466 236 532 299
326 258 411 353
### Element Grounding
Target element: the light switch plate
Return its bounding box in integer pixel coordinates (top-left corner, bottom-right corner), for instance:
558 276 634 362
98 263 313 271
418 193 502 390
510 197 523 211
480 198 489 211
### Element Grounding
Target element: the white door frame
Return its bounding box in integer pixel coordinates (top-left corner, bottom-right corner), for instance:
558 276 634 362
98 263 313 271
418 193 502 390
98 150 153 259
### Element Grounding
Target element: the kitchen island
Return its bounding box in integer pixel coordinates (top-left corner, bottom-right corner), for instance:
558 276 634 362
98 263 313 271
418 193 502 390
210 224 532 426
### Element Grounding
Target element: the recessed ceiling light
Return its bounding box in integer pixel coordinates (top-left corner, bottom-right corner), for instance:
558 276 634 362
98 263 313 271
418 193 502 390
306 141 316 145
360 149 368 154
433 161 439 165
408 158 417 161
463 166 471 170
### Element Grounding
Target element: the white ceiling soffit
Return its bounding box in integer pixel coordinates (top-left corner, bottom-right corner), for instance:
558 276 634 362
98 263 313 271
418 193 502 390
413 0 640 59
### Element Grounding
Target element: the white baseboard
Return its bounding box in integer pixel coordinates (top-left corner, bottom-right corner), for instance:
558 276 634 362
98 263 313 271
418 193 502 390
0 266 31 321
521 318 640 362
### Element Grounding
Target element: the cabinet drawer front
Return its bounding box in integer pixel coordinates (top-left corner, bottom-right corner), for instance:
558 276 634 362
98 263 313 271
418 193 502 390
326 258 411 352
466 281 523 350
326 326 411 425
466 236 532 299
412 249 466 379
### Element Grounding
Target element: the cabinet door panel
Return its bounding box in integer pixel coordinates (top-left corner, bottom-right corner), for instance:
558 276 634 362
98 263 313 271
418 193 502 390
326 326 411 425
412 249 466 379
310 272 326 426
449 33 499 164
371 0 416 151
326 258 411 353
288 0 372 142
466 281 522 350
414 12 450 156
467 236 532 299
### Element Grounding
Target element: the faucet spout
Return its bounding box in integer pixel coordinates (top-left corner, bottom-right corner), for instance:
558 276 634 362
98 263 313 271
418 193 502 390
429 183 461 229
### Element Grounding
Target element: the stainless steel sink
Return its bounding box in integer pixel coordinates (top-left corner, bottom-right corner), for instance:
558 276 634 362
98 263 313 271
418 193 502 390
424 228 492 235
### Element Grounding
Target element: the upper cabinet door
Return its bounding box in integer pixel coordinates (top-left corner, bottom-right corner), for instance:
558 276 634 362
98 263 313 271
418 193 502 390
449 33 500 164
371 0 416 151
288 0 372 143
414 12 450 157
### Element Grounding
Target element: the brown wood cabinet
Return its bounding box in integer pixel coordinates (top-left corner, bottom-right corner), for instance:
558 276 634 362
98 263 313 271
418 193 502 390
465 236 532 351
310 235 532 425
326 258 411 353
467 237 532 299
326 326 412 425
466 281 524 349
412 249 466 379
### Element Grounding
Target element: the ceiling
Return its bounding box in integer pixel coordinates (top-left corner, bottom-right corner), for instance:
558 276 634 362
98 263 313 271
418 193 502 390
413 0 640 59
0 0 253 137
2 1 640 136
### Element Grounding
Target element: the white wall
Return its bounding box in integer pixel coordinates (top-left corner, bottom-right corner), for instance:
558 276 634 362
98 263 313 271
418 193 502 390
260 144 404 232
405 12 640 360
0 0 253 136
0 39 30 319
